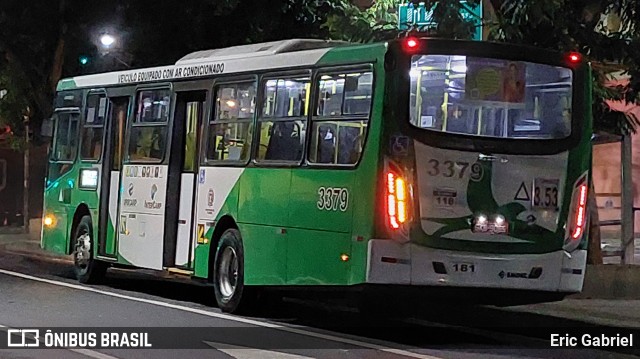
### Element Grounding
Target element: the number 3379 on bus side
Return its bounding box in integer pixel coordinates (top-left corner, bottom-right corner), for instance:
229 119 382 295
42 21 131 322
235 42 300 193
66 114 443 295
317 187 349 212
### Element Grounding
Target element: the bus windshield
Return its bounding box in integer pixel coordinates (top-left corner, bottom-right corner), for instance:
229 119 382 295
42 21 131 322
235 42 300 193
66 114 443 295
409 54 573 139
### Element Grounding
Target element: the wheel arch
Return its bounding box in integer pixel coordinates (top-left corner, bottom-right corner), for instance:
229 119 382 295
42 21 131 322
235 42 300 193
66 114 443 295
207 214 238 282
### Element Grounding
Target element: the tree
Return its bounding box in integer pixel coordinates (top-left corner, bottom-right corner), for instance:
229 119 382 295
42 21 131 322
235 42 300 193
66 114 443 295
0 0 124 231
0 0 333 230
323 0 481 42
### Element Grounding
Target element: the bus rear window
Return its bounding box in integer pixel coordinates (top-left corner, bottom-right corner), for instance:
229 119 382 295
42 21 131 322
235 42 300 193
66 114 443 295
409 55 572 139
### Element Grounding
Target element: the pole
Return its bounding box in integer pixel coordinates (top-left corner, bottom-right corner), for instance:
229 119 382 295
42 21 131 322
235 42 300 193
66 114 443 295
23 119 30 235
621 134 634 264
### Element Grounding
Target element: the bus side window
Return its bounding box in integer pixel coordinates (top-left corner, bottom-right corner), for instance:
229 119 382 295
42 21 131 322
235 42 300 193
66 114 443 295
127 89 170 163
207 81 255 162
48 112 80 182
80 93 107 161
256 76 310 163
309 69 372 165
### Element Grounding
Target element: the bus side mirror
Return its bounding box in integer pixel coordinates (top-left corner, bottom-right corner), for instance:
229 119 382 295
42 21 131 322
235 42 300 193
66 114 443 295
41 118 54 138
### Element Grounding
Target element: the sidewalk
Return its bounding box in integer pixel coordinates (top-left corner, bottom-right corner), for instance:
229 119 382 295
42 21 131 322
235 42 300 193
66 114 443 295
512 299 640 328
601 237 640 264
0 231 69 262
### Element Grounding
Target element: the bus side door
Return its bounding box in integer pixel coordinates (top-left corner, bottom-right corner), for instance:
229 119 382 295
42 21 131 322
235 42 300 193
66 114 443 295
117 88 172 270
98 96 129 258
169 90 207 269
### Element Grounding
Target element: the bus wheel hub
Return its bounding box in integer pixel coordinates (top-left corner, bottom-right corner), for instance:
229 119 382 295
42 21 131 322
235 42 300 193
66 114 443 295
75 233 91 268
219 247 238 298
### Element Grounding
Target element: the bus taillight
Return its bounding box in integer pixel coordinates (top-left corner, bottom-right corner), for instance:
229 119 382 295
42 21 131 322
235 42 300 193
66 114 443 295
402 37 420 53
567 52 581 63
565 175 588 251
386 171 408 230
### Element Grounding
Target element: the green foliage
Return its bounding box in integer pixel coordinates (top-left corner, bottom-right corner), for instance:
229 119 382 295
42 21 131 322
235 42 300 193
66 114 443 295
323 0 481 42
323 0 399 42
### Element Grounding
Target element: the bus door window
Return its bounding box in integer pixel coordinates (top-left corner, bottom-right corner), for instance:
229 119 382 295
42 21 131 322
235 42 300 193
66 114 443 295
310 69 372 165
257 76 310 163
208 82 255 162
48 112 80 182
127 89 170 163
183 101 201 172
110 99 130 171
80 93 107 161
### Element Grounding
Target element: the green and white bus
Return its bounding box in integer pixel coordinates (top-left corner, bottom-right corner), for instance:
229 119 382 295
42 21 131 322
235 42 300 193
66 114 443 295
42 37 592 313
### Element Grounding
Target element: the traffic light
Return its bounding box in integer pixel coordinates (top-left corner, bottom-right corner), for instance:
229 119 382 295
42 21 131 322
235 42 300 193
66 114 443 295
79 55 90 66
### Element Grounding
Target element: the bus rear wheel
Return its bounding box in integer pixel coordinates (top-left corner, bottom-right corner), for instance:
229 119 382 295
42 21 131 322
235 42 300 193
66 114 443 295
73 215 107 284
213 228 257 314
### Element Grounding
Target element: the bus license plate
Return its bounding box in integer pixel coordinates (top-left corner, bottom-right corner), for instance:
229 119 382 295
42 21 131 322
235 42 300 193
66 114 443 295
452 262 476 273
532 178 559 210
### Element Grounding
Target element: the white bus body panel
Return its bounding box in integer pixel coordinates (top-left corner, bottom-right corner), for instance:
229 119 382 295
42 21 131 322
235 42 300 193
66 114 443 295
175 173 195 267
117 164 168 270
366 239 586 293
194 167 245 242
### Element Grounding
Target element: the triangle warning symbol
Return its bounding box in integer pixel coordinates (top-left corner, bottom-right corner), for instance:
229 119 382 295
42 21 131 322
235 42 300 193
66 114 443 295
514 182 530 201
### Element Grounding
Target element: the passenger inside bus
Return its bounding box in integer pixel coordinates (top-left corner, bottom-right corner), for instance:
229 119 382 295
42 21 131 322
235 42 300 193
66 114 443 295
313 123 364 164
264 121 301 161
129 127 164 161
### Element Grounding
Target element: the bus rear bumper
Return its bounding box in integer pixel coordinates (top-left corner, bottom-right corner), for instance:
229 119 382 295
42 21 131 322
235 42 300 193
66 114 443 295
366 239 586 294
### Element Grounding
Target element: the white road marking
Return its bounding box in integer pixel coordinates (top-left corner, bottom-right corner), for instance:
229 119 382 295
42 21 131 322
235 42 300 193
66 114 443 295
0 324 121 359
0 268 443 359
204 341 314 359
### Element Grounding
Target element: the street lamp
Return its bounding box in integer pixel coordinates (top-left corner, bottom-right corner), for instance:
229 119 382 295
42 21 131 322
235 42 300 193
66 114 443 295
100 34 116 48
97 32 130 68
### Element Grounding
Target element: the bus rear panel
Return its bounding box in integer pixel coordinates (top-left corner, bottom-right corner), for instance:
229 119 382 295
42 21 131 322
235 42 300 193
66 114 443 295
366 38 591 303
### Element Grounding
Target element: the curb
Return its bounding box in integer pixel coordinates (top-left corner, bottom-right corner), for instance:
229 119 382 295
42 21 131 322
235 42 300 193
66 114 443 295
0 247 72 264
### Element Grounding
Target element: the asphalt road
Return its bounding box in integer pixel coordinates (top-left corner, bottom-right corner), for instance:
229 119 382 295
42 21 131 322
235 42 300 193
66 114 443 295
0 250 637 359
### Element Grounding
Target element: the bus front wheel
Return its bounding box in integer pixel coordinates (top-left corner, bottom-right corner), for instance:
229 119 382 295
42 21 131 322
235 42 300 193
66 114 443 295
213 228 257 314
73 215 107 284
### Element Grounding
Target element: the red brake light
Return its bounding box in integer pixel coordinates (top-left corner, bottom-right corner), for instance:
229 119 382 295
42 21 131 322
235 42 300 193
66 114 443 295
386 171 409 230
568 52 581 63
403 37 419 52
565 175 588 251
571 184 587 239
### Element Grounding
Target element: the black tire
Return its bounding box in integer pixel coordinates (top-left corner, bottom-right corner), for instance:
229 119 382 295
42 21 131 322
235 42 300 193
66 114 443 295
73 215 107 284
213 228 257 314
